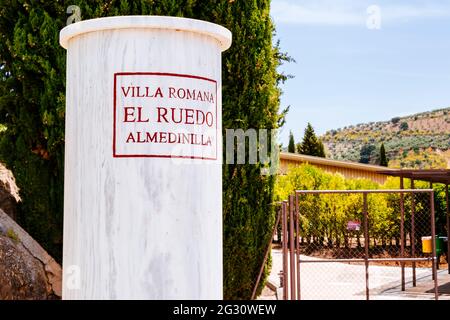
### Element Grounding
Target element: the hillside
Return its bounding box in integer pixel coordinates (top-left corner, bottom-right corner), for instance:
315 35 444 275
321 107 450 169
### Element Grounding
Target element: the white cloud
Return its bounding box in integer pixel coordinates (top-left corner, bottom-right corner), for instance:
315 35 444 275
383 4 450 21
271 0 363 26
271 0 450 26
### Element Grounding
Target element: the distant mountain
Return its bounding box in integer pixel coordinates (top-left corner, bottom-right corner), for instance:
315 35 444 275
321 107 450 169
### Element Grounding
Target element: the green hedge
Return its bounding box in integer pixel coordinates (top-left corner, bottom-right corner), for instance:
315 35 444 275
276 164 448 247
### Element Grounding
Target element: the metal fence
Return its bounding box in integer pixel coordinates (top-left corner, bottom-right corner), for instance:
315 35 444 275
279 189 442 300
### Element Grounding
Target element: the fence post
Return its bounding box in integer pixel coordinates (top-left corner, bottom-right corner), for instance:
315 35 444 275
363 192 369 300
430 191 438 300
282 201 288 300
411 179 416 287
430 182 438 276
446 184 450 275
289 195 296 300
295 193 301 300
400 176 405 291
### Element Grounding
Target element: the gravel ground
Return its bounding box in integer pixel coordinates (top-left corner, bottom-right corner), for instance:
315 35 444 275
264 247 450 300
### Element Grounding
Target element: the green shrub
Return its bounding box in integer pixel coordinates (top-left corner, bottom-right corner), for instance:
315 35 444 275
400 122 409 131
276 167 447 248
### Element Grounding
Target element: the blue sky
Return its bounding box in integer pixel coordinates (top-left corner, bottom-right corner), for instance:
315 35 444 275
271 0 450 146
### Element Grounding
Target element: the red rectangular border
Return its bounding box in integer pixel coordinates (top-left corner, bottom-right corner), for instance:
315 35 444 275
113 72 218 160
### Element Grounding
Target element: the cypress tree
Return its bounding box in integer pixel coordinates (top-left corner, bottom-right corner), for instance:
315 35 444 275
288 131 296 153
298 123 325 157
317 140 326 158
380 143 388 167
0 2 67 260
212 1 287 299
0 0 286 299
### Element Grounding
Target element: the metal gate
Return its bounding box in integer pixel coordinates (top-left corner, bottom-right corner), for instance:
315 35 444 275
279 189 440 300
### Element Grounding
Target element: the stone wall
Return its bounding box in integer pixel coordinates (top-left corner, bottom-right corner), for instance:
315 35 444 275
0 209 61 299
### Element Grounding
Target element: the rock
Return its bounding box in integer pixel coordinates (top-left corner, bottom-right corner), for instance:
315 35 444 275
0 209 61 299
0 162 60 299
0 163 20 220
0 235 48 299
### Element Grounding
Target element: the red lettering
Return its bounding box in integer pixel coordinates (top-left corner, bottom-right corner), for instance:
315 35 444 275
146 132 157 143
136 87 145 97
168 132 177 143
177 88 186 99
180 133 189 144
159 132 167 143
196 110 205 125
126 132 135 143
205 112 214 127
203 92 210 102
196 90 203 101
137 131 146 143
186 89 193 100
171 108 182 124
185 108 194 124
169 87 176 98
122 86 164 98
154 87 163 98
157 107 169 123
121 86 131 97
124 107 135 122
137 107 149 122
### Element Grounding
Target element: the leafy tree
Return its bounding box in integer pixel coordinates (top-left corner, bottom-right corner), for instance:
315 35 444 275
400 122 409 131
0 0 288 299
0 2 67 260
288 131 296 153
359 144 376 164
379 143 388 167
391 117 401 124
297 123 325 157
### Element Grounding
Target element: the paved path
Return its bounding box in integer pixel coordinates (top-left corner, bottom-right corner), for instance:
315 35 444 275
269 247 450 300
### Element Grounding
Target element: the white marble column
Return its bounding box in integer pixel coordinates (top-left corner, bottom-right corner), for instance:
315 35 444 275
60 16 231 299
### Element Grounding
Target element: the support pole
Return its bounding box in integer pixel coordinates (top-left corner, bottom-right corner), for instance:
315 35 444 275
430 182 438 273
295 193 301 300
400 176 405 291
411 179 416 287
282 201 288 300
289 195 296 300
430 191 439 300
363 193 370 300
446 184 450 275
